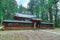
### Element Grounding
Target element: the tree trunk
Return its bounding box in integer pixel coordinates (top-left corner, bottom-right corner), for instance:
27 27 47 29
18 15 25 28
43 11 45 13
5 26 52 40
48 7 53 22
55 4 58 27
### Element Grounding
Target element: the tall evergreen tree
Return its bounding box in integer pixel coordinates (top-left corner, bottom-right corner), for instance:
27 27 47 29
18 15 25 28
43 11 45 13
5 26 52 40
28 0 41 17
0 0 18 25
18 5 27 13
52 0 59 27
2 0 18 20
28 0 35 15
28 0 59 24
0 0 4 26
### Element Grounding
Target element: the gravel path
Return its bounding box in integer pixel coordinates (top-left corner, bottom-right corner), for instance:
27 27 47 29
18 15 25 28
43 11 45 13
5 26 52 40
0 30 60 40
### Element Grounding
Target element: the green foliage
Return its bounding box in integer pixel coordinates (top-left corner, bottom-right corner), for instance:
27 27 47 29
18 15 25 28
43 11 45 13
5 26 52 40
0 0 4 19
28 0 41 18
18 5 27 13
28 0 49 20
0 0 18 25
2 0 18 20
0 0 59 27
0 10 3 20
28 0 35 14
28 0 59 28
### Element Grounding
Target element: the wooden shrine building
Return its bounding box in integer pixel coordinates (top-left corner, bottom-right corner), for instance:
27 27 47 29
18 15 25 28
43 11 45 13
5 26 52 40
3 13 53 29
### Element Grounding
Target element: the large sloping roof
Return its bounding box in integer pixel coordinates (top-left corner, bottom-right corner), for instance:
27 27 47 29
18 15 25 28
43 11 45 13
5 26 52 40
32 18 42 20
3 20 32 23
41 22 53 25
15 13 36 18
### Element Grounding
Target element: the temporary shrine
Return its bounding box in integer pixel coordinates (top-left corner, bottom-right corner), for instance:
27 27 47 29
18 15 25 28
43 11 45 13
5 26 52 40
3 13 53 29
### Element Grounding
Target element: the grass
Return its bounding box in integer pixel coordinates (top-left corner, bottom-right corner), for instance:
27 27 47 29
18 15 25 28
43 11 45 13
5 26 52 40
53 28 60 32
0 26 28 40
40 28 60 32
55 28 60 30
0 32 27 40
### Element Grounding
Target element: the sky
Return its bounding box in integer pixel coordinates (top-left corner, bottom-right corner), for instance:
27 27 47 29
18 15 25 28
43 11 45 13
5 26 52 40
57 1 60 9
15 0 30 8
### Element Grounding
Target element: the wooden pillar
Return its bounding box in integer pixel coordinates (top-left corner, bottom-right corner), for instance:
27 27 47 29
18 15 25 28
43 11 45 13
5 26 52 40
34 22 36 29
4 23 7 28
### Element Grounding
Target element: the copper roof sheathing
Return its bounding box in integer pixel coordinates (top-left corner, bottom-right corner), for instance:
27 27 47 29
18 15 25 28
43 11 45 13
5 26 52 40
15 13 36 18
3 20 32 23
41 22 53 25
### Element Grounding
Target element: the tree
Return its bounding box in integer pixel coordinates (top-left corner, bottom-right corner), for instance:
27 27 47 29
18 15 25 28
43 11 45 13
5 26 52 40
2 0 18 20
0 0 4 26
28 0 41 18
47 0 59 27
28 0 59 25
18 5 27 13
52 0 59 27
48 7 53 22
47 0 55 22
0 0 18 25
28 0 35 15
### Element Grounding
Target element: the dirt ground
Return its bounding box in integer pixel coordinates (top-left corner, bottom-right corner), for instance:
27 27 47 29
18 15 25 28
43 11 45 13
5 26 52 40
0 30 60 40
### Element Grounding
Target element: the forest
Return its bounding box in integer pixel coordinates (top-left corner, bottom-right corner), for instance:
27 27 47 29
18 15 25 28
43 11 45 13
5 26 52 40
0 0 60 28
